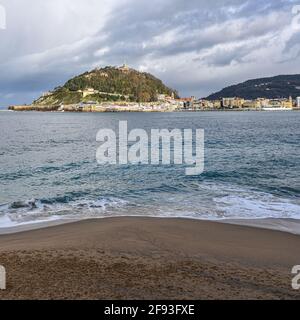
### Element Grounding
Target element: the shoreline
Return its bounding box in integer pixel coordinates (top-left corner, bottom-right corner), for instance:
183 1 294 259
0 217 300 299
4 108 300 113
1 216 300 236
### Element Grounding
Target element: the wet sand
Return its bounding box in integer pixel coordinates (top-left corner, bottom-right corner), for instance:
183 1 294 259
0 217 300 300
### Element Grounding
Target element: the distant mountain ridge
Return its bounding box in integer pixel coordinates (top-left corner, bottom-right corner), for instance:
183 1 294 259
33 65 178 106
206 74 300 100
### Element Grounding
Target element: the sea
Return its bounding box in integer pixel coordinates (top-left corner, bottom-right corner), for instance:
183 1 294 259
0 111 299 229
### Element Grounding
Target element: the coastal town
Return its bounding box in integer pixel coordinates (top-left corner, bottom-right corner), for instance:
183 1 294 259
8 64 300 112
9 93 300 112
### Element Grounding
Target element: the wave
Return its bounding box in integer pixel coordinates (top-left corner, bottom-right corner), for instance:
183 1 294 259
0 197 129 228
1 181 300 229
214 194 300 220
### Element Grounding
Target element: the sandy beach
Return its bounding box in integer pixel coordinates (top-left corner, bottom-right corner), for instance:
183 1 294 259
0 217 300 300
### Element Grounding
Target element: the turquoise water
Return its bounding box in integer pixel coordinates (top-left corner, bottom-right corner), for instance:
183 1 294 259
0 111 299 227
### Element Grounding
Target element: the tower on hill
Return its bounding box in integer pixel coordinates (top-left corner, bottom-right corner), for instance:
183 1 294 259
118 63 130 73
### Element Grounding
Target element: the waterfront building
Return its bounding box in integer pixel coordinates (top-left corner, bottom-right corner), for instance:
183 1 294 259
157 94 166 101
243 100 260 109
176 97 195 110
256 98 270 108
212 100 222 109
281 96 293 109
222 97 245 109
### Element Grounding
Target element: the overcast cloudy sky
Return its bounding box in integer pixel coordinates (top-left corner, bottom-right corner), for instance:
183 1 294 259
0 0 300 106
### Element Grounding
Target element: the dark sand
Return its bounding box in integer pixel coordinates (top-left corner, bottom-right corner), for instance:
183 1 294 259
0 217 300 300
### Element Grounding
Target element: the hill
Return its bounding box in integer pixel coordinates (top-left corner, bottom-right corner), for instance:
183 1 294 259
33 65 178 106
206 74 300 100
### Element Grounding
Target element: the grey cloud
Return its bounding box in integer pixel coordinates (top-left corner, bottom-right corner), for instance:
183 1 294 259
0 0 300 107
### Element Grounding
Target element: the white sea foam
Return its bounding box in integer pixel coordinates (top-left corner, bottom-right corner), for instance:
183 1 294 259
214 193 300 220
0 184 299 230
0 197 129 228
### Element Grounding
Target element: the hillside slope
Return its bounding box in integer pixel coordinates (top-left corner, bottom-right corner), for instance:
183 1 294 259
206 74 300 100
34 66 178 105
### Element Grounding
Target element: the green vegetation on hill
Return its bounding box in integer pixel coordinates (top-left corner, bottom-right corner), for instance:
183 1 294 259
206 74 300 100
34 66 178 106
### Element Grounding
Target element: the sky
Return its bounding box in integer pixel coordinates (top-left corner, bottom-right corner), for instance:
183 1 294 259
0 0 300 107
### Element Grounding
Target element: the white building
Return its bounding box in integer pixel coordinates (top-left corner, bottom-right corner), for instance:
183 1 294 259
157 94 166 101
297 97 300 108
